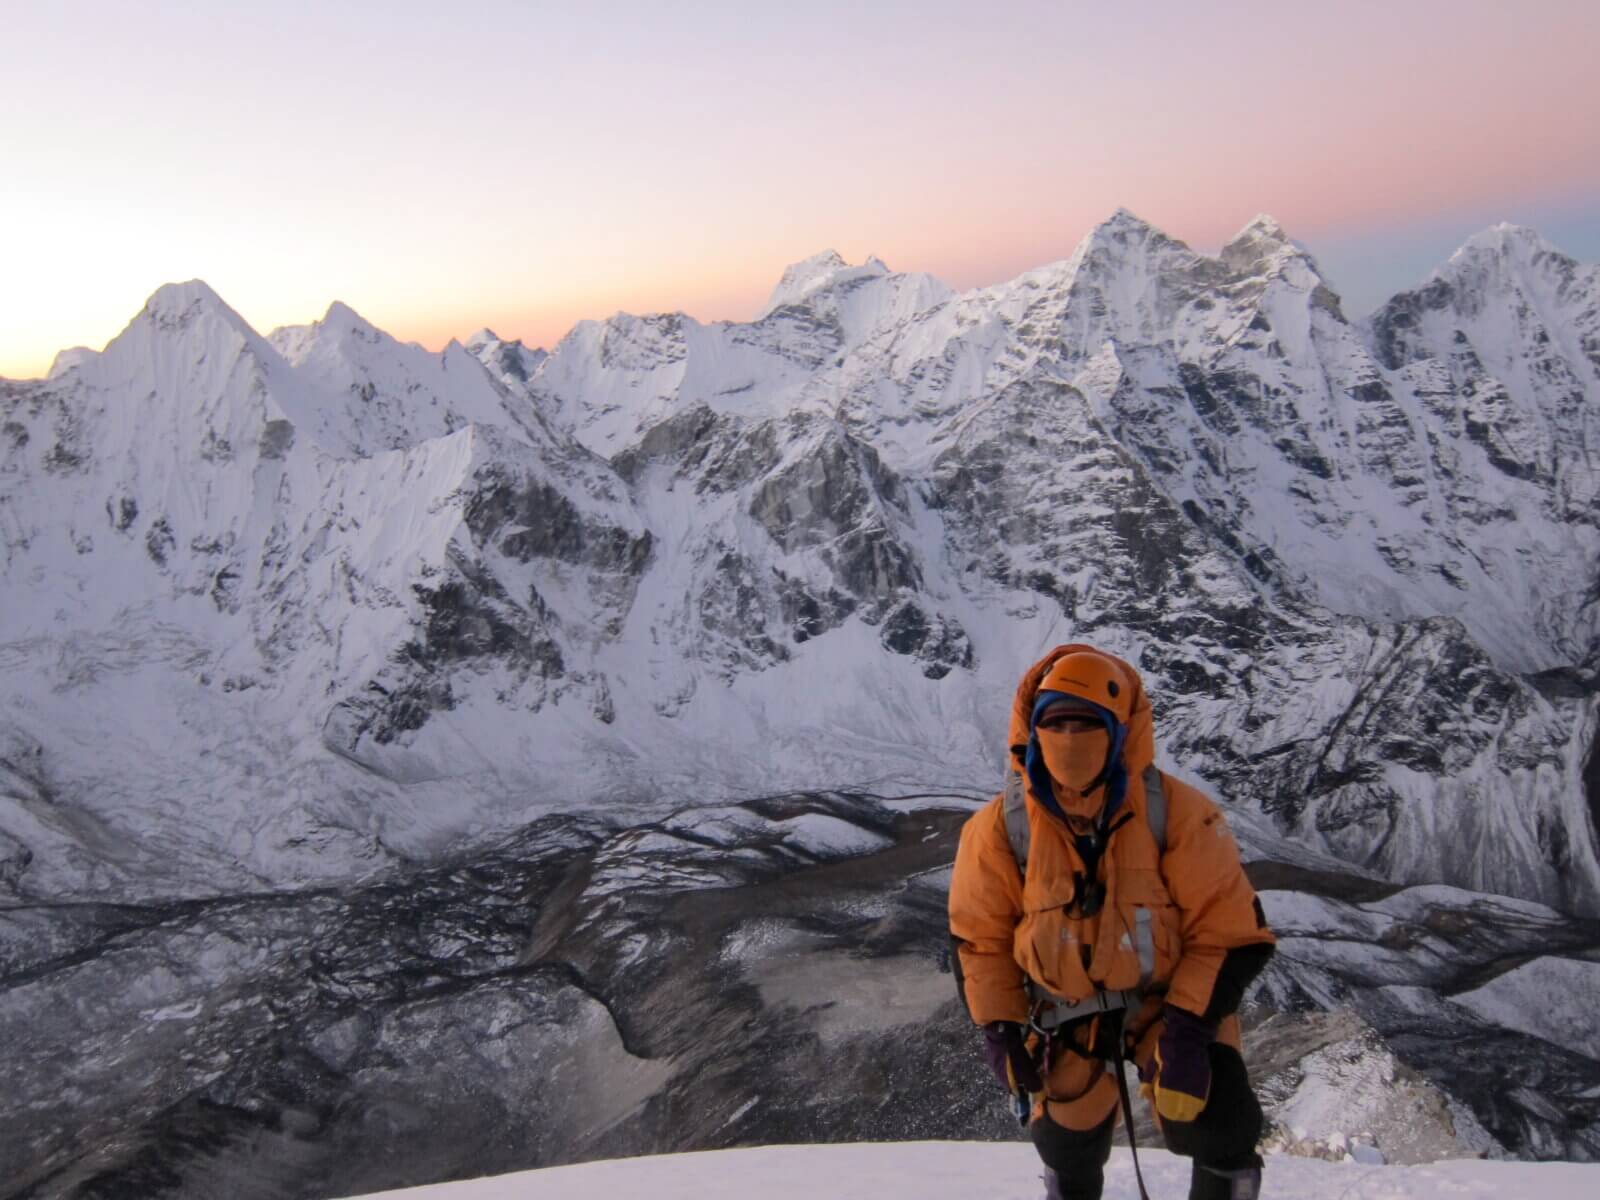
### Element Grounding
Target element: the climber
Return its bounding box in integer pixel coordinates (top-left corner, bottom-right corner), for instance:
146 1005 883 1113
949 645 1276 1200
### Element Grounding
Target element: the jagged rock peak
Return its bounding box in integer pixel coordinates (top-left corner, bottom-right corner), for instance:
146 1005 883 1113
143 278 228 315
1222 213 1308 262
1097 207 1161 236
106 281 283 380
1075 208 1177 253
1236 213 1291 243
762 249 891 315
46 346 98 380
319 299 383 337
1220 213 1333 290
1036 210 1195 300
1450 222 1573 271
1071 209 1191 269
782 248 848 275
1378 224 1592 325
136 279 257 339
465 328 501 349
265 300 389 363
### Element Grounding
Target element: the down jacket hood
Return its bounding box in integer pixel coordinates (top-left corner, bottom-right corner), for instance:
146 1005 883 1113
1007 644 1156 824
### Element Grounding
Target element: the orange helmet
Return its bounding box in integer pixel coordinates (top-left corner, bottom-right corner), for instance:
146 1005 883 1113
1036 651 1134 726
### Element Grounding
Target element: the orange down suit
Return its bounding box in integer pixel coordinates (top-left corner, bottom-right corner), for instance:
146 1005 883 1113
949 645 1274 1131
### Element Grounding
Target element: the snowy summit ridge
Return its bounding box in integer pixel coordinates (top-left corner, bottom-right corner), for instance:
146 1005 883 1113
763 248 867 312
1 211 1598 917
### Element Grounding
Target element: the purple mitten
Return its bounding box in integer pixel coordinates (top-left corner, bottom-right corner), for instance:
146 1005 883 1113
980 1023 1012 1089
1153 1005 1215 1123
981 1021 1042 1094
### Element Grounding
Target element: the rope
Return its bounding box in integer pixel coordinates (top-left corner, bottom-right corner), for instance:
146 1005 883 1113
1111 1015 1154 1200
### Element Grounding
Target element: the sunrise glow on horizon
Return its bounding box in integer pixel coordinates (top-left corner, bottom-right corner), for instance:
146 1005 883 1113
4 0 1598 380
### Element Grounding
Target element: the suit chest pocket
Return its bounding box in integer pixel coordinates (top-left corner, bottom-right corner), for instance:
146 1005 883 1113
1017 902 1097 1001
1103 868 1179 988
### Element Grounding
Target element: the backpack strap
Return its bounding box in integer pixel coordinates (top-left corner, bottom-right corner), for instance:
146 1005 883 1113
1143 763 1168 856
1001 763 1168 879
1002 771 1030 880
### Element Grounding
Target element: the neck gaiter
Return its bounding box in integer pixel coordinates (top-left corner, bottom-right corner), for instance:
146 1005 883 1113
1036 726 1112 819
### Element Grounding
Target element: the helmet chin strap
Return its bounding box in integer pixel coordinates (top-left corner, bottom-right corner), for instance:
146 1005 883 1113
1079 748 1115 798
1079 715 1127 822
1026 690 1129 829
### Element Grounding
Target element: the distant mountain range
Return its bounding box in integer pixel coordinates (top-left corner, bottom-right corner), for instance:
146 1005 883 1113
4 213 1600 1194
3 210 1595 912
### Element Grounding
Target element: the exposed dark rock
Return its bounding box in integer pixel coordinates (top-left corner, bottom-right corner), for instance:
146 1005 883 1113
611 404 721 484
1273 436 1335 480
1178 363 1241 435
610 404 788 496
106 496 138 532
589 675 615 725
199 430 234 464
465 471 651 575
1586 727 1600 871
823 523 922 604
404 570 564 680
42 443 84 473
338 677 454 746
1463 411 1540 481
749 425 906 554
878 601 974 679
324 552 571 753
145 518 175 567
210 566 241 613
598 313 687 370
697 550 791 671
479 339 535 383
1310 284 1345 319
774 571 857 644
258 420 295 460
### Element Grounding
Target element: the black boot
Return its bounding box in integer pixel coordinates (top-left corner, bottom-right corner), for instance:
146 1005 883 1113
1188 1154 1263 1200
1032 1109 1113 1200
1042 1165 1103 1200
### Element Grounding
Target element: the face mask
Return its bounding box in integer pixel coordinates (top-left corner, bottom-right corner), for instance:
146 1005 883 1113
1036 725 1111 817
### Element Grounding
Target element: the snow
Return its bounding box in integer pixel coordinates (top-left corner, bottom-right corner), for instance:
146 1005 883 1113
3 211 1598 919
338 1141 1600 1200
1262 1029 1496 1164
265 301 552 458
761 249 858 313
775 812 893 857
1452 957 1600 1060
45 346 97 379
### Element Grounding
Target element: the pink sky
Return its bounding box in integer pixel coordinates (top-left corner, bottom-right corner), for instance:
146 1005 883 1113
3 0 1597 378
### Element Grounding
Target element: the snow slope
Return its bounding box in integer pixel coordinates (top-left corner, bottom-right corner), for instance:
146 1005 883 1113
341 1141 1600 1200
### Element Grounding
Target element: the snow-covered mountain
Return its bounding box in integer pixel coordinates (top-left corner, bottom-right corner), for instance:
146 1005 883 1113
3 213 1595 912
1 282 648 896
4 214 1600 1197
